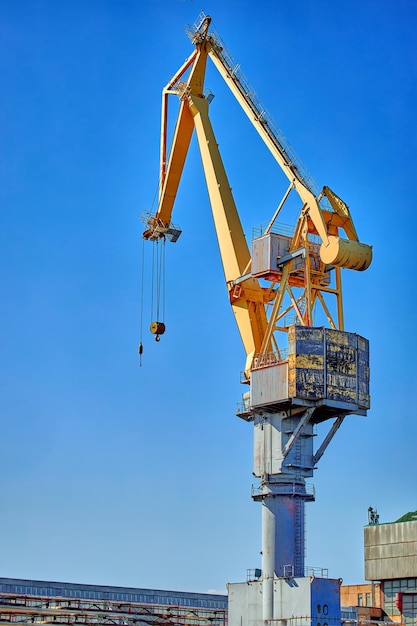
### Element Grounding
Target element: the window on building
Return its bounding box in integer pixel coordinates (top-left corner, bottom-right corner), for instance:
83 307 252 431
366 593 371 606
358 593 363 606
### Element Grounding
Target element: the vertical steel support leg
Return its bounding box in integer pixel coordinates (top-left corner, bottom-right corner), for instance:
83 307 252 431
262 501 275 621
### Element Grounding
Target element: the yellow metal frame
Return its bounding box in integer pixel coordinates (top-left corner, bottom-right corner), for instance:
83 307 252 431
143 14 371 374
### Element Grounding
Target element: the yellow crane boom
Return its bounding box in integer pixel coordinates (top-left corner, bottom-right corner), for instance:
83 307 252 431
142 13 372 375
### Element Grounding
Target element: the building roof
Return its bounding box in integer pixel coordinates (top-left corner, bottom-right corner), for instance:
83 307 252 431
396 510 417 523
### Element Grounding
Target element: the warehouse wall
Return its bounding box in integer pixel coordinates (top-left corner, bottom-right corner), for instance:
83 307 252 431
365 521 417 580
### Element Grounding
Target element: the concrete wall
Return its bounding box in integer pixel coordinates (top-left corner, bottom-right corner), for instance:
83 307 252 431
365 521 417 580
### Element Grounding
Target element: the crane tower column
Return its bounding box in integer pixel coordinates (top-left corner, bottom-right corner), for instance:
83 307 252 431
251 409 315 579
260 482 311 620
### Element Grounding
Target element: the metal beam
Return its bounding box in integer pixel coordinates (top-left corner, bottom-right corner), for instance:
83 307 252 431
313 415 345 465
282 407 315 459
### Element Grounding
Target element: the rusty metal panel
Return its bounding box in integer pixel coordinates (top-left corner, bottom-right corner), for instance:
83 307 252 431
288 326 325 400
288 326 370 409
288 324 324 348
358 335 370 409
325 329 358 404
289 363 325 400
250 326 370 415
251 361 288 407
288 351 324 401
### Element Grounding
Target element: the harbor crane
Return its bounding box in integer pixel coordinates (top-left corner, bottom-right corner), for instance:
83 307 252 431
142 13 372 626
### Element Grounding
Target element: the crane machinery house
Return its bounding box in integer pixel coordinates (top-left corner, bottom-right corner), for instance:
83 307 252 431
141 12 372 626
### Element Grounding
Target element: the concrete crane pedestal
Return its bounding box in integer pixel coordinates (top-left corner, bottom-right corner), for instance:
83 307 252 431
228 576 341 626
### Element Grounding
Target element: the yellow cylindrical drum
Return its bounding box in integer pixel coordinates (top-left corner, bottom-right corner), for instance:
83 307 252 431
150 321 166 335
320 236 372 271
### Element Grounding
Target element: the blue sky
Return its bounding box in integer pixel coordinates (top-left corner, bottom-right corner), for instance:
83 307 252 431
1 0 416 594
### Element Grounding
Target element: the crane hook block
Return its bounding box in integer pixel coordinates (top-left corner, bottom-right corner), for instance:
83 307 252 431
150 321 166 336
320 236 372 271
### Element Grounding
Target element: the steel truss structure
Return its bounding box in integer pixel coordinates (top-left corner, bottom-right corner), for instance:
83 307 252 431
0 593 227 626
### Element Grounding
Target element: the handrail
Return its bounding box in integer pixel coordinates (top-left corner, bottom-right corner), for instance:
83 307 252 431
185 13 319 196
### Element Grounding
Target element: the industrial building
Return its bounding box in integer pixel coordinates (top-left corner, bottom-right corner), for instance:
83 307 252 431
0 577 227 626
0 576 386 626
341 583 382 610
339 511 417 626
1 513 415 626
340 583 383 623
364 512 417 625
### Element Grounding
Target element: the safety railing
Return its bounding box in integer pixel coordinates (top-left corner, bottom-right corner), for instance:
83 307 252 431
187 15 320 196
251 349 288 370
305 566 329 578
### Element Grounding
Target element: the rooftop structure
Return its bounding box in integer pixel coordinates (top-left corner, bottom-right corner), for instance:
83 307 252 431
365 516 417 581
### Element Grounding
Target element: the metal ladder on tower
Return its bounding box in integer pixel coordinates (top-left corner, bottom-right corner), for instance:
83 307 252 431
293 438 304 577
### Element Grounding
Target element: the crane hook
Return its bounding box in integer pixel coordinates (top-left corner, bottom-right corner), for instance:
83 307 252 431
150 321 166 340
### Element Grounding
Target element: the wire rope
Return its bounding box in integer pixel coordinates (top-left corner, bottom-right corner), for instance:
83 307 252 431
155 238 166 323
162 239 166 323
151 239 156 322
138 238 145 366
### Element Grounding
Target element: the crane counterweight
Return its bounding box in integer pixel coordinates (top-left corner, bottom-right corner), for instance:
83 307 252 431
320 235 372 271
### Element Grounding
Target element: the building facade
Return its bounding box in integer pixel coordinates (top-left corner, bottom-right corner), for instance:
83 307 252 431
340 583 384 624
364 515 417 626
341 583 382 609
